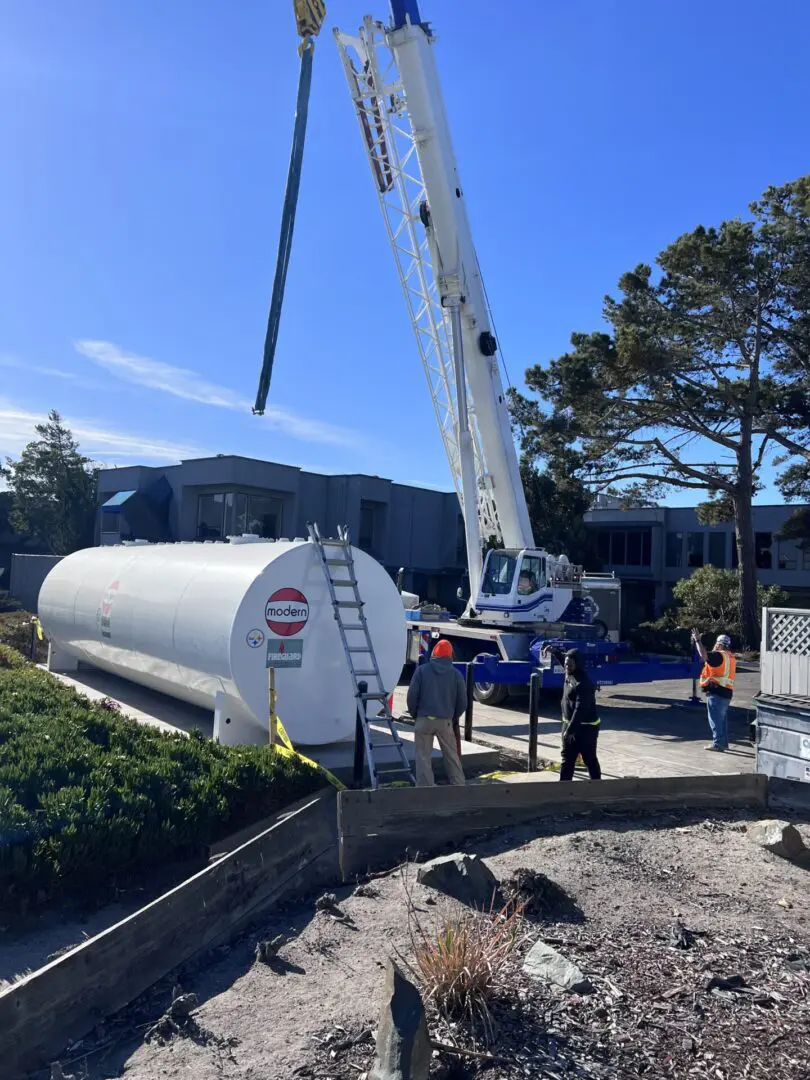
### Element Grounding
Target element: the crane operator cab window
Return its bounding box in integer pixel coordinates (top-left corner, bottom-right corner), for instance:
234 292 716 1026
481 551 517 595
481 551 548 601
517 555 546 600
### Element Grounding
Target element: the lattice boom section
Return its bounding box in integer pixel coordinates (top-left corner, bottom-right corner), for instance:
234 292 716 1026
768 610 810 656
334 18 504 547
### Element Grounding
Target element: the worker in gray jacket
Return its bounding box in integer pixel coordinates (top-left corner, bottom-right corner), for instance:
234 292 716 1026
406 639 467 787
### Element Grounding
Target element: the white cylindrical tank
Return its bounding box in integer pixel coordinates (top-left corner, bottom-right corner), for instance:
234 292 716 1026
38 539 406 746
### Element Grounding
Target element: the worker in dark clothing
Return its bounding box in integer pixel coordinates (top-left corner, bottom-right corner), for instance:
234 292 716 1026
542 645 602 781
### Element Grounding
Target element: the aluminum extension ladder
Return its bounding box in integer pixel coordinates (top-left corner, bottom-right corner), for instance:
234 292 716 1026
307 522 414 789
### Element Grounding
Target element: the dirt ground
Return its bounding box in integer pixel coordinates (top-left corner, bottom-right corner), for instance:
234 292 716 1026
48 806 810 1080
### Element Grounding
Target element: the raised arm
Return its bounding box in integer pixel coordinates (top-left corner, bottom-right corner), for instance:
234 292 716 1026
690 628 708 663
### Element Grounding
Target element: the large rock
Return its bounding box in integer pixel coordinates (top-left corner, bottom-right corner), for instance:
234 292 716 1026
416 853 498 908
369 960 431 1080
523 939 594 994
748 819 806 860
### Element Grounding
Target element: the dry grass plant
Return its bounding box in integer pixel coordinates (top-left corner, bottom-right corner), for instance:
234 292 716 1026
396 864 527 1042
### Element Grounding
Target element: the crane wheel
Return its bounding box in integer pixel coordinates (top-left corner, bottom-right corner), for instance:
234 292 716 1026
471 651 509 706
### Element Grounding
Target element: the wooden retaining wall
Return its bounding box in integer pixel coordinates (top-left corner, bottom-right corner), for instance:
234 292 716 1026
338 773 768 879
0 789 339 1078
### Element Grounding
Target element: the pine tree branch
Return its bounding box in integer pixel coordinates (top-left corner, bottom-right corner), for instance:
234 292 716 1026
650 438 734 490
586 471 711 490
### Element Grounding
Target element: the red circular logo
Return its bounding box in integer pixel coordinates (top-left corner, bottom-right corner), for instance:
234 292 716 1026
265 587 309 637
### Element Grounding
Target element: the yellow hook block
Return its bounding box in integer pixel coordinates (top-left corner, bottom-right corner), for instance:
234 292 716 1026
293 0 326 40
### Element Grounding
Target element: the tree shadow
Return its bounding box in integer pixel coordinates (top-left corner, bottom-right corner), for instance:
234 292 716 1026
52 878 357 1080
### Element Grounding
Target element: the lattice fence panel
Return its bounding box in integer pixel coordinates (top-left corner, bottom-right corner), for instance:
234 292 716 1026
768 611 810 656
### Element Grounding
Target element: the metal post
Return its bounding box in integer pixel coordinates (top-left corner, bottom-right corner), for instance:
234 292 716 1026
528 672 540 772
353 681 368 789
268 667 278 746
464 662 475 743
29 619 37 661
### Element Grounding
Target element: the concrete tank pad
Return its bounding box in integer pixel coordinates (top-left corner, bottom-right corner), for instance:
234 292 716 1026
44 664 499 783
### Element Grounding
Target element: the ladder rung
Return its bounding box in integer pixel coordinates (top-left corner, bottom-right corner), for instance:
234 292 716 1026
352 669 378 677
337 600 363 608
347 646 371 653
326 558 350 566
377 768 414 777
322 539 350 547
360 692 388 701
341 623 366 631
332 580 358 588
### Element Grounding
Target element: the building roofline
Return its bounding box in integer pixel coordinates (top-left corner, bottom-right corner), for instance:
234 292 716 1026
98 453 456 496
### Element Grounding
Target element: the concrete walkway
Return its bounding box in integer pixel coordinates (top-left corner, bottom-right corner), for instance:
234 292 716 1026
393 667 758 780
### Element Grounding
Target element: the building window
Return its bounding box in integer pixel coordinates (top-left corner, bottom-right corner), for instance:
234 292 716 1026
101 511 121 535
198 492 282 539
708 532 727 568
230 493 247 535
625 530 642 566
687 531 704 568
596 528 652 567
610 531 626 566
197 493 226 538
247 495 282 538
597 531 610 565
665 531 683 568
777 541 797 571
359 502 376 553
755 531 772 570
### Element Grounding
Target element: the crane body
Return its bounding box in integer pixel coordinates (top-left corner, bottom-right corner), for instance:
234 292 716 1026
333 1 701 702
336 4 591 628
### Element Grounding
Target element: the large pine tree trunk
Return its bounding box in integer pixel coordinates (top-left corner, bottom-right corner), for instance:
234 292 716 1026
733 484 760 650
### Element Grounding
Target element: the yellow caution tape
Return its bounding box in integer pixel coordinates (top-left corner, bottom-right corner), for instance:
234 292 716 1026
34 618 44 641
477 762 560 782
273 715 346 791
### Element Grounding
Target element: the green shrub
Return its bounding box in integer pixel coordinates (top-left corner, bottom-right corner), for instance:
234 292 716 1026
626 622 692 656
0 651 323 912
0 591 23 614
0 610 47 662
669 567 788 646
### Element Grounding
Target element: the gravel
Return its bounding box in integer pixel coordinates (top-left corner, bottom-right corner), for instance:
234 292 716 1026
47 807 810 1080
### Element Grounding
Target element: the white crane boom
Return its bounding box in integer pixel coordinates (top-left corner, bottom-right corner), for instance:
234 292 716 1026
334 4 534 600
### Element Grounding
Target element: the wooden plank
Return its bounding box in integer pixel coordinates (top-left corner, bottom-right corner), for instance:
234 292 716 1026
768 776 810 814
339 774 767 879
0 789 339 1078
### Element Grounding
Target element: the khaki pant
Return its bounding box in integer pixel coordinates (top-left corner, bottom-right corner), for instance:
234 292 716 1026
414 716 466 788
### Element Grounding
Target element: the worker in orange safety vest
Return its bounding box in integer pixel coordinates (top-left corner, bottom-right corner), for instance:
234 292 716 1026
691 629 736 752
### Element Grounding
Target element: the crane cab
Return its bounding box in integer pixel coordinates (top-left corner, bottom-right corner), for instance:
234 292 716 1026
471 547 578 628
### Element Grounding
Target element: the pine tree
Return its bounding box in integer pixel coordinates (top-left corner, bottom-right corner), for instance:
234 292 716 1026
2 411 98 555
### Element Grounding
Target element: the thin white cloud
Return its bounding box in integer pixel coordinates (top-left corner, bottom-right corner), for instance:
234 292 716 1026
74 339 361 448
0 401 203 465
0 354 101 390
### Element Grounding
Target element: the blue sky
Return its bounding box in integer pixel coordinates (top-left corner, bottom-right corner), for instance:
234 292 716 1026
2 0 808 504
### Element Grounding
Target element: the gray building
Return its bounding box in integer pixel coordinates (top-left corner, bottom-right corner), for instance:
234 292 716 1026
584 503 810 632
97 455 466 608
